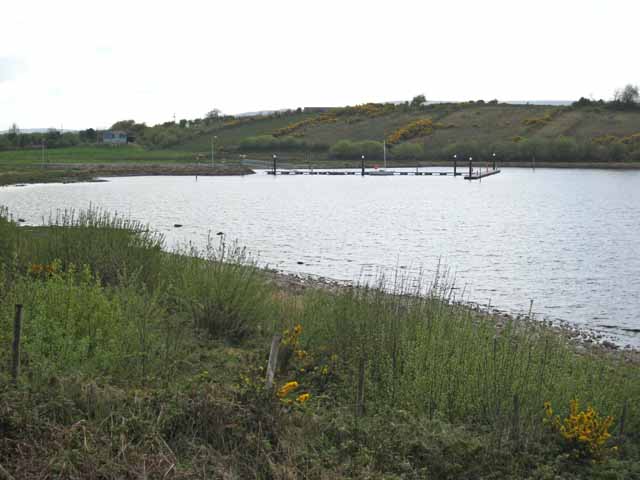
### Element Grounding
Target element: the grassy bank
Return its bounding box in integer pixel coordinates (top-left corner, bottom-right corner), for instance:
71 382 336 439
0 145 197 165
0 163 254 187
1 207 639 478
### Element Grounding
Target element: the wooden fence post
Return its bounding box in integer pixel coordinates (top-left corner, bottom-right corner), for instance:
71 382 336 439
355 357 366 417
265 333 282 390
11 304 23 385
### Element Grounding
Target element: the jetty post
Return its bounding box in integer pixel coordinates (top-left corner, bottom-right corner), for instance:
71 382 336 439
272 154 277 175
361 154 365 176
453 154 457 176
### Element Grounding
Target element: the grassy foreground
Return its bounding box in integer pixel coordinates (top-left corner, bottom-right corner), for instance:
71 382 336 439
1 207 639 479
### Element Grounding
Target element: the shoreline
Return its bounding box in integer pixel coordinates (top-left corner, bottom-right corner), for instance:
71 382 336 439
264 268 640 360
3 170 639 355
0 163 255 187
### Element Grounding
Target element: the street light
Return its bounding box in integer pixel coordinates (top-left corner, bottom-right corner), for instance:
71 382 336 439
211 136 217 168
492 152 496 170
272 154 277 175
453 153 457 176
361 154 365 176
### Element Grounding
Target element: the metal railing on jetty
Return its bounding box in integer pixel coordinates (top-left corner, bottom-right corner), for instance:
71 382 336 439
263 155 501 180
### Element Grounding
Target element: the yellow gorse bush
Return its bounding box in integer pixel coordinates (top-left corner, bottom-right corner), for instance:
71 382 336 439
273 103 397 137
544 399 615 458
29 262 58 277
593 132 640 145
386 119 437 145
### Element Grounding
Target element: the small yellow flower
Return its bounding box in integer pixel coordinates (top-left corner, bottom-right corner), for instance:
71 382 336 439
277 381 299 398
296 393 310 404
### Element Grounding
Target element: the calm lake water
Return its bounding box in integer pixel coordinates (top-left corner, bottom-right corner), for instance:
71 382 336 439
2 168 639 346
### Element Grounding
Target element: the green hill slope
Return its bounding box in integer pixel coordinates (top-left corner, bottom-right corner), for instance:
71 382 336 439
176 102 640 163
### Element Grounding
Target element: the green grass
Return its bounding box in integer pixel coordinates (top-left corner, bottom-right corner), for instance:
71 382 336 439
1 207 639 478
0 145 194 165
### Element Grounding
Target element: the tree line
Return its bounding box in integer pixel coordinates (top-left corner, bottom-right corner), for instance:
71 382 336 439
322 137 640 163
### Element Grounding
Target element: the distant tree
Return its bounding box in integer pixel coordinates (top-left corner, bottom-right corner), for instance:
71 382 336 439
613 84 639 105
573 97 594 107
7 123 19 145
410 95 426 109
391 142 424 160
110 120 147 138
79 128 97 143
204 109 222 125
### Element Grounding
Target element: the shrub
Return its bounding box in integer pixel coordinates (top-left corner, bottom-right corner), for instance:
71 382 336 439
391 142 424 160
170 238 277 343
544 399 616 460
329 140 384 160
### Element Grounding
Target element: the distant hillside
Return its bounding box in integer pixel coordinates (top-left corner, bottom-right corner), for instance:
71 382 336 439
173 101 640 163
3 100 638 164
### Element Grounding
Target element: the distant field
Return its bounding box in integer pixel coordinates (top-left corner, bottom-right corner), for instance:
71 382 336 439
0 145 195 164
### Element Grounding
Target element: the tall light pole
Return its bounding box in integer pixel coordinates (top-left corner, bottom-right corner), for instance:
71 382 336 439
361 154 365 176
453 153 457 176
492 152 496 170
211 135 217 168
272 154 277 175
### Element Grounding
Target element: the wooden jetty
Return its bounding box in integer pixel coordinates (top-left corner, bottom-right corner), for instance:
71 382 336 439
464 169 501 181
268 170 463 176
265 155 502 179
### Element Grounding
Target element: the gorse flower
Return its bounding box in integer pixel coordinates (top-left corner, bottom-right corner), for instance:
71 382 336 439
277 381 299 398
29 262 58 277
296 393 310 404
544 399 615 459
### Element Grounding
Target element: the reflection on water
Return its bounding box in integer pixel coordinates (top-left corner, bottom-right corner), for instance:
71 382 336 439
2 167 639 346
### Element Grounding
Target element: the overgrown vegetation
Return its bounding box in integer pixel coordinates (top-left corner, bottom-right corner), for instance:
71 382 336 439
1 207 639 478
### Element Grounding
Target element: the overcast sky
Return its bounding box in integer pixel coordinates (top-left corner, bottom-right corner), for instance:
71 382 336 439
1 0 638 131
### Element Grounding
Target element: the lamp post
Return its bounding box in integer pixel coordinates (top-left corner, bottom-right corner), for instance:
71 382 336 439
492 152 496 170
211 136 217 168
361 154 365 176
469 156 473 177
272 154 277 175
453 153 457 176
